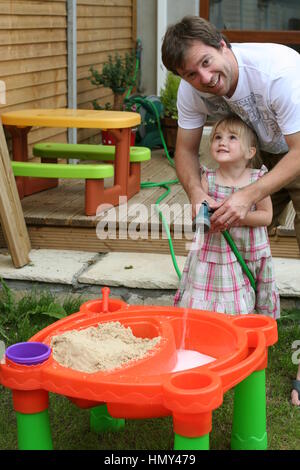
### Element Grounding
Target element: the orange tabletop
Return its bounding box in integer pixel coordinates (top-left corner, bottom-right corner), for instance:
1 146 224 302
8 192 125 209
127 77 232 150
2 108 142 213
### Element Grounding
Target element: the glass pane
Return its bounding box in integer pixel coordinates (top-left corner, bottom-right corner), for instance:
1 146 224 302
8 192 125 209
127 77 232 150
209 0 300 31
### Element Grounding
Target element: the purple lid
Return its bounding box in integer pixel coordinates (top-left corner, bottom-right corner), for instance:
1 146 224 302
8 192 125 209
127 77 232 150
5 342 51 366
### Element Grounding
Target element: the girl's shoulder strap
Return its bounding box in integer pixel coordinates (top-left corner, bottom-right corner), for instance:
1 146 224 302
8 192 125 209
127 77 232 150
199 164 216 180
250 164 268 182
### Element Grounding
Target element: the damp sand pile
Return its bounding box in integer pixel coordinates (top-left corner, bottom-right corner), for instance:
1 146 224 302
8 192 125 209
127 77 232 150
51 321 161 373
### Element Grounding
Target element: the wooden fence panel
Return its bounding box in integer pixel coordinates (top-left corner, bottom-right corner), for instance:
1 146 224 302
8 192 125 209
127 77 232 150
0 0 68 154
77 0 136 143
0 0 136 150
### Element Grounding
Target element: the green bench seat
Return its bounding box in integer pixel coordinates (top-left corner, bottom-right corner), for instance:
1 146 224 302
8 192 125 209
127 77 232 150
11 161 114 216
33 142 151 163
32 142 151 206
11 161 114 179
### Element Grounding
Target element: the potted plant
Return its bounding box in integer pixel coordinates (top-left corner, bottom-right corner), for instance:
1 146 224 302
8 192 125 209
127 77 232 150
160 72 181 153
89 50 137 144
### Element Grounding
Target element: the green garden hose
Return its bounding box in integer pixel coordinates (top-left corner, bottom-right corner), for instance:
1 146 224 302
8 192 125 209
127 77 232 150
131 94 256 288
124 42 256 289
132 96 182 278
136 97 257 290
141 179 182 279
125 48 181 278
222 230 256 291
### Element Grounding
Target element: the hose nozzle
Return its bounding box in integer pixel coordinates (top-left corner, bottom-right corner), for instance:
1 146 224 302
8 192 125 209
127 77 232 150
192 201 212 233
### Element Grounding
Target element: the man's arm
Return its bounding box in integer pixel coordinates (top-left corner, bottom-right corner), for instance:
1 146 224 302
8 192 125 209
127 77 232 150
210 131 300 231
235 196 273 227
175 126 218 218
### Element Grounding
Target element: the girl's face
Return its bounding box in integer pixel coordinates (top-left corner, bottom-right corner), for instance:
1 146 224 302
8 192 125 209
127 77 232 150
210 126 255 166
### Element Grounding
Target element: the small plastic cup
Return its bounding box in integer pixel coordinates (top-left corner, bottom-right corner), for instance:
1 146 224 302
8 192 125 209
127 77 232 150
5 342 51 366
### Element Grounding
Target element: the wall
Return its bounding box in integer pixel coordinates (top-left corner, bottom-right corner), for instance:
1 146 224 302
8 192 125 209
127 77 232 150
137 0 198 96
136 0 156 96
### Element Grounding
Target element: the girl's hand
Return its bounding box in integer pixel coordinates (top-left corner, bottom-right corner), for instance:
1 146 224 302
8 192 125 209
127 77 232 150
210 190 253 231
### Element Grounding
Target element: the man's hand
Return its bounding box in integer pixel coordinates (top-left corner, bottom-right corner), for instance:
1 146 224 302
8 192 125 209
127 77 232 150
190 189 219 220
210 188 253 231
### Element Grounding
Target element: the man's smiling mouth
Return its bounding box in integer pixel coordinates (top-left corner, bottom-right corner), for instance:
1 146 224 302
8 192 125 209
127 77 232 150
208 75 219 88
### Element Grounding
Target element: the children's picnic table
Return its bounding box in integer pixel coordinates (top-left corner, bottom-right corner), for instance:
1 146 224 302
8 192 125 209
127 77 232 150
2 108 141 210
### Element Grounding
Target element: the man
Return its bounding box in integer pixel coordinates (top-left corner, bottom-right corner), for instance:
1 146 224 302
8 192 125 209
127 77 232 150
161 16 300 234
161 15 300 405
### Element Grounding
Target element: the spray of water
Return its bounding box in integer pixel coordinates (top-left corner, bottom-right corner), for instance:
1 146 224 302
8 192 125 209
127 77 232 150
179 204 207 350
0 340 5 364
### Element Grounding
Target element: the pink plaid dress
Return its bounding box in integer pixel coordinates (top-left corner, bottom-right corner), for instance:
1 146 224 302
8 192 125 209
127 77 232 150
174 165 280 318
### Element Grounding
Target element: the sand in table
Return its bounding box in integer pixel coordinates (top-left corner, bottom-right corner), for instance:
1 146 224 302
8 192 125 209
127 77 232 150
51 321 161 373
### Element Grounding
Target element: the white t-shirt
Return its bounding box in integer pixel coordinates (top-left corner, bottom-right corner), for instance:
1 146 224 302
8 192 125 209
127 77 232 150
177 43 300 154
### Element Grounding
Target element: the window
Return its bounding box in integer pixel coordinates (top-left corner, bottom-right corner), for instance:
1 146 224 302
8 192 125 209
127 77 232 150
200 0 300 53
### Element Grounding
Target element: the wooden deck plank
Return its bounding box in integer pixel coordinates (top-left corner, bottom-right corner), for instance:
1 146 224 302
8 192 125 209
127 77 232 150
0 224 298 259
20 179 84 223
277 201 296 236
0 148 298 259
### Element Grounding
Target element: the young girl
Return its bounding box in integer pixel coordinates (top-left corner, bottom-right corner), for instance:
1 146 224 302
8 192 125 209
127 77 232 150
174 115 280 318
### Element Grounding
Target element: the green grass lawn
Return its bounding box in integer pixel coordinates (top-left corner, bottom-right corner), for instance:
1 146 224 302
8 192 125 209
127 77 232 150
0 281 299 450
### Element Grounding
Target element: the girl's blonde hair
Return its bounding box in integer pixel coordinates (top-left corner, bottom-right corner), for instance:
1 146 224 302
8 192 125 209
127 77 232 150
209 115 259 162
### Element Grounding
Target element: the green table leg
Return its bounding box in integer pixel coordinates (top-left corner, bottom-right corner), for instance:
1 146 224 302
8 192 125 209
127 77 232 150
90 404 125 433
231 369 267 450
174 433 209 450
16 409 53 450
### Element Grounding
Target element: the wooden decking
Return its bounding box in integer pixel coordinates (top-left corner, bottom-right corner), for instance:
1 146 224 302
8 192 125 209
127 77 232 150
0 149 299 259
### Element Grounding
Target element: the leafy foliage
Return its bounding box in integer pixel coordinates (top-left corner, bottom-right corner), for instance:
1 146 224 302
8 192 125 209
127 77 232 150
160 72 181 119
89 51 136 110
0 279 83 345
278 308 300 325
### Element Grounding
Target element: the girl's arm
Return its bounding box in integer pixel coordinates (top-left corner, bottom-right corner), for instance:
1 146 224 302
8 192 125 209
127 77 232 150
200 172 209 194
235 195 273 227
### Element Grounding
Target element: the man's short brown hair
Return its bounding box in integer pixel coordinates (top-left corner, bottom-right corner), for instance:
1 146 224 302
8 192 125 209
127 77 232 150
161 16 231 75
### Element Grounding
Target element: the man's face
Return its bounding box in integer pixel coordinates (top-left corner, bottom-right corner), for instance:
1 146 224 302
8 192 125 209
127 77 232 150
177 40 238 98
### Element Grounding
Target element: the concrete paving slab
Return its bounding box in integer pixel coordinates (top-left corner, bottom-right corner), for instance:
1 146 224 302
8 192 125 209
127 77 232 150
0 248 299 299
78 252 300 297
273 257 300 297
78 252 185 289
0 249 98 285
126 293 174 306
